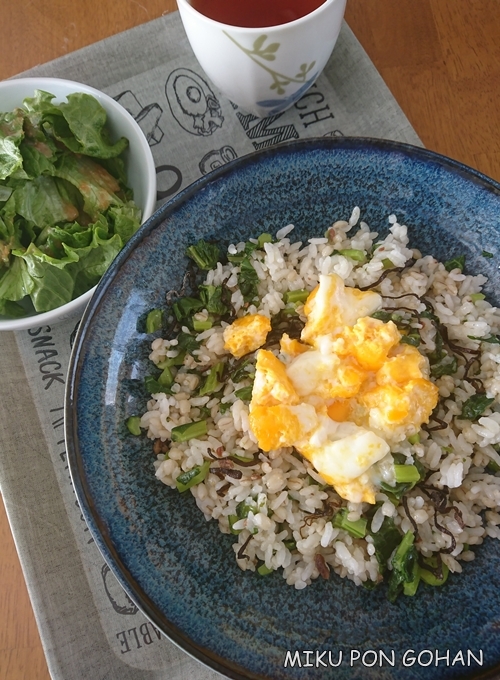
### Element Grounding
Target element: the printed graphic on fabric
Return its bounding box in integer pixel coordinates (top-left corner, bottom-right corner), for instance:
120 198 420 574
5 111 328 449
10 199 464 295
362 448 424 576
199 145 238 174
114 90 164 146
165 68 224 136
101 563 139 615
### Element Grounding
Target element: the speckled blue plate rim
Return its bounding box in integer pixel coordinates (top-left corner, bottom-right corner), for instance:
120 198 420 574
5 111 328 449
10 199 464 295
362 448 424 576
65 137 500 680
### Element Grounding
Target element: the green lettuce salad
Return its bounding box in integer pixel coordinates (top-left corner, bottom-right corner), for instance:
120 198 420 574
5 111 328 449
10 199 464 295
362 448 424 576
0 90 142 318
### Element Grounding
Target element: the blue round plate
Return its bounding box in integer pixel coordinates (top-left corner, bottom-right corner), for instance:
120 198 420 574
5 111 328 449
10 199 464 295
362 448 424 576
66 138 500 680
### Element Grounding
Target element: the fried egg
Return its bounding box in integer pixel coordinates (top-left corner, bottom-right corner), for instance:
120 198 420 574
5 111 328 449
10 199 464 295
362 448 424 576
296 420 390 504
285 350 367 399
249 403 318 451
247 275 439 503
223 313 271 359
252 349 299 406
301 273 382 345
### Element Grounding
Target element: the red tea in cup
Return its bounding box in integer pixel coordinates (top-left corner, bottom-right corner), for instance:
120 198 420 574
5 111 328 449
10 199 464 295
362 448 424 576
189 0 327 28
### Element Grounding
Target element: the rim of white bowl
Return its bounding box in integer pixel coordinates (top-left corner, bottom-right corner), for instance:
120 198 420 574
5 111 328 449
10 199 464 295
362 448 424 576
0 77 157 332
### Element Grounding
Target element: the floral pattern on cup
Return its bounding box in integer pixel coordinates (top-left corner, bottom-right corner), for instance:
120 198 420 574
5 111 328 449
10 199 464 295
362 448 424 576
223 31 318 113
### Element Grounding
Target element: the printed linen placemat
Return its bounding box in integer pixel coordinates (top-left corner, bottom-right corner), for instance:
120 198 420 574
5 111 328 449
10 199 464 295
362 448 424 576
0 11 421 680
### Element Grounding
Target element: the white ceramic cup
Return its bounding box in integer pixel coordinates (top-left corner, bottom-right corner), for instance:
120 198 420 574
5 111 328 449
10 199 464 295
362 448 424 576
176 0 347 118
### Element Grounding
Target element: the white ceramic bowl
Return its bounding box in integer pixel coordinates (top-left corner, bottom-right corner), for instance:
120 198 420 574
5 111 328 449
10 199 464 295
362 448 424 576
0 77 157 331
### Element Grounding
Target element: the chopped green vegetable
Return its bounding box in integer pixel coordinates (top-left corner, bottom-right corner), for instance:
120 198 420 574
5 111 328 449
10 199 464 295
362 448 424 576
257 233 273 248
257 563 274 576
283 538 297 551
0 91 141 317
227 253 244 264
369 516 402 574
228 514 241 534
199 362 224 396
185 240 220 270
400 332 421 347
403 569 421 596
420 308 440 323
470 293 486 302
228 240 262 263
394 464 421 484
371 310 393 322
126 416 141 435
407 432 420 445
430 355 458 378
172 297 204 321
382 258 395 269
460 394 495 421
371 310 405 325
238 256 259 302
199 284 229 316
157 351 186 369
157 365 174 387
176 331 200 353
427 328 445 365
284 289 310 304
419 555 449 586
144 375 172 395
171 420 208 442
380 456 424 500
236 498 260 519
219 401 232 414
387 531 418 603
482 250 494 258
232 360 254 383
146 309 163 333
486 459 500 474
234 385 253 401
337 248 366 263
192 317 213 332
468 334 500 344
175 460 210 492
333 508 367 538
444 254 465 272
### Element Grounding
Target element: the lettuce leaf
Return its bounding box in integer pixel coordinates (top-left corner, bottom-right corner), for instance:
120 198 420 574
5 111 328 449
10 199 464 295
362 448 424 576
0 109 25 181
54 153 122 219
0 256 34 301
0 90 142 318
12 175 80 228
45 92 129 158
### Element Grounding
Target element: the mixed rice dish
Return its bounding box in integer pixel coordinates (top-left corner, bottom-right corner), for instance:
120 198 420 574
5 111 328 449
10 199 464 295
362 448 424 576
133 208 500 601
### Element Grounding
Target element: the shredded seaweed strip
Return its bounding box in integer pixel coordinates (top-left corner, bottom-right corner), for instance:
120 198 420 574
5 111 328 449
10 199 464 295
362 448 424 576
419 484 450 512
358 259 416 291
300 502 337 537
423 415 449 432
228 452 261 467
237 534 253 560
216 483 231 497
433 509 457 554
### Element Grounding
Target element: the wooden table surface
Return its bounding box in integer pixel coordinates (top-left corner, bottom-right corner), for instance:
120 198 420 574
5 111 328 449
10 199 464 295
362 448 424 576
1 1 499 678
